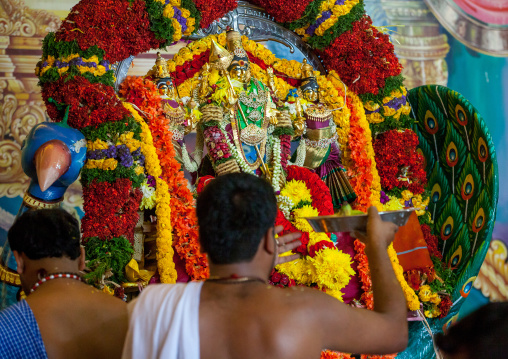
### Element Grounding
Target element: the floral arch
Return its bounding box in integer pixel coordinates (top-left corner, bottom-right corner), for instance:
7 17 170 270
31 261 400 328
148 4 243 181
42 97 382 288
28 0 498 358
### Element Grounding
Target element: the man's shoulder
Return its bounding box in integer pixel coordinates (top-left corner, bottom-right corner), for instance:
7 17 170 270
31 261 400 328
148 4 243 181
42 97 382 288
0 300 48 358
0 300 30 328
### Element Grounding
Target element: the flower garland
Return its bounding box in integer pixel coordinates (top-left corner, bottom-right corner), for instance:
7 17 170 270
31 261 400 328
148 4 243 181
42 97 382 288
353 240 420 311
318 16 402 95
119 77 208 281
124 102 178 284
373 129 427 195
274 166 354 301
55 0 164 63
192 0 237 28
81 178 142 243
249 0 315 24
42 75 129 129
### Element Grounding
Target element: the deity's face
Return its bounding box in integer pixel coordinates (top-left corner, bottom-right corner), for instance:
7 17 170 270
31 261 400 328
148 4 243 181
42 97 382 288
158 84 168 97
303 88 318 103
228 60 250 83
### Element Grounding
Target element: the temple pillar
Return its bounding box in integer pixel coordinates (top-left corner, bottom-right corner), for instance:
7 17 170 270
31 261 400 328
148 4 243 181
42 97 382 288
380 0 450 89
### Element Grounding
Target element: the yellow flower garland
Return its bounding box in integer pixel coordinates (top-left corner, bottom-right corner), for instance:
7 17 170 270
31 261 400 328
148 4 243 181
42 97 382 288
124 102 177 284
388 243 420 311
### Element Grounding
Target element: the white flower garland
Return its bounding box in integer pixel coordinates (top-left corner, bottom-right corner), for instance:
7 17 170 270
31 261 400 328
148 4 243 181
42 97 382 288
271 136 282 193
277 195 294 220
219 126 254 174
180 142 199 173
288 139 306 167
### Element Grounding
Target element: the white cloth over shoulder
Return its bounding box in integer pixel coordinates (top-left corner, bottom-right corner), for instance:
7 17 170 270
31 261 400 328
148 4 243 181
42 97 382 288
122 282 203 359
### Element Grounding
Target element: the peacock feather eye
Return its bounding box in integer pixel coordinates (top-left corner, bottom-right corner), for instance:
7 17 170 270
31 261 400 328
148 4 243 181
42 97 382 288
448 245 463 269
472 208 485 233
455 104 468 126
446 142 458 167
441 216 454 241
461 174 474 200
431 183 441 203
424 110 439 135
478 137 488 162
460 277 476 298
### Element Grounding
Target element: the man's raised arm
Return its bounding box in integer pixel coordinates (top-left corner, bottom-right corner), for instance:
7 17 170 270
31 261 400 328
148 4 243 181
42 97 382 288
309 206 408 354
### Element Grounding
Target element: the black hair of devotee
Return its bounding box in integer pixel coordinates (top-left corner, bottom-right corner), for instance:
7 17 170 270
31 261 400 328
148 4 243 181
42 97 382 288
435 302 508 358
196 173 277 265
8 208 81 260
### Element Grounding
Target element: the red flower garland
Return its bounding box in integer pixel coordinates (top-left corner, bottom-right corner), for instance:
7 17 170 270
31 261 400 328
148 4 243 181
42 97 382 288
81 179 142 243
280 134 292 171
248 0 313 24
421 224 442 260
354 239 374 310
171 50 211 86
373 129 427 194
404 267 436 291
193 0 238 29
318 16 402 95
42 75 129 129
439 295 452 319
269 268 296 288
275 209 310 256
56 0 163 63
286 165 334 216
119 76 209 280
346 95 374 212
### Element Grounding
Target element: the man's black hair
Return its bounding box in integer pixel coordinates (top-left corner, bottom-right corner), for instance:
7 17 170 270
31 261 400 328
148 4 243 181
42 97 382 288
435 302 508 358
196 173 277 265
8 208 81 260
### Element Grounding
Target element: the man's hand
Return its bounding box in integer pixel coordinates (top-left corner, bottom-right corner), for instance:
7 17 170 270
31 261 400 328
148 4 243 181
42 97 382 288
274 225 301 265
353 207 399 250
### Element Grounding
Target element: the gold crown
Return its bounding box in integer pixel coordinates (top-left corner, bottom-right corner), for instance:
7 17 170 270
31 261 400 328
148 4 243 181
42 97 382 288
301 59 314 79
209 40 234 71
152 52 171 80
226 29 248 59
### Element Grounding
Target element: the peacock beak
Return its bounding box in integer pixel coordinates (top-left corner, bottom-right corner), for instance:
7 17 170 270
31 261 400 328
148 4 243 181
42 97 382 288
34 139 72 192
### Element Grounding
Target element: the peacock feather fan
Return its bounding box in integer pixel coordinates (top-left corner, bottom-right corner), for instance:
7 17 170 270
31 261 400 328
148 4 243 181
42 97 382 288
405 85 498 359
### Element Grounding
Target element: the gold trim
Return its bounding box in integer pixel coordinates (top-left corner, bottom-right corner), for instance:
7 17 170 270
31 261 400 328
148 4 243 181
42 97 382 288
0 263 21 286
23 192 62 210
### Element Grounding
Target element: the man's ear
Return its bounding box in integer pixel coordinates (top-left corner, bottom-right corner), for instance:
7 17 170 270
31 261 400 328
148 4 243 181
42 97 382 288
263 226 275 255
78 246 86 271
12 250 24 275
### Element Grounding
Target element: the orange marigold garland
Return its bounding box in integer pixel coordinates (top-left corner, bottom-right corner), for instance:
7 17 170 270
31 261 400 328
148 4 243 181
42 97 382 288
119 76 208 280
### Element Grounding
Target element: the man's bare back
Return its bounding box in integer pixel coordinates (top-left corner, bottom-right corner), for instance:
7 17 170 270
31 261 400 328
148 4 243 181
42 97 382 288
123 173 408 359
27 279 127 359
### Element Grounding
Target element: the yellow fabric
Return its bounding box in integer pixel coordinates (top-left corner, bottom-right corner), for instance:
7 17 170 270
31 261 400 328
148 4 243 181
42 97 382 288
125 259 155 283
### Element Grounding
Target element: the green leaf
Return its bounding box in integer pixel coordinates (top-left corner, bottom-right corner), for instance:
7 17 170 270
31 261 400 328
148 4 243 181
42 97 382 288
84 236 134 286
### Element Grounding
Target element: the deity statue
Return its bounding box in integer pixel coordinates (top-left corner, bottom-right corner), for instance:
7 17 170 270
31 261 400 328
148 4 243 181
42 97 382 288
289 59 357 209
150 52 202 173
195 29 293 189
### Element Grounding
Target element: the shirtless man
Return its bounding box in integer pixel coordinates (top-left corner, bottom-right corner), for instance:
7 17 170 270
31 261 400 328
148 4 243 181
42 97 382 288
123 173 408 358
0 209 127 359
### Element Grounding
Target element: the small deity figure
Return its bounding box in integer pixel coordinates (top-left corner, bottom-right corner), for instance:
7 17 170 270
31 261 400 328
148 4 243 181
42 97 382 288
151 52 201 173
196 29 293 188
291 59 357 209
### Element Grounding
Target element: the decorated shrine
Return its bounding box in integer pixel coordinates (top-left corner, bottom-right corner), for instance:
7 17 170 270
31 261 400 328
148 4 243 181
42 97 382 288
0 0 499 358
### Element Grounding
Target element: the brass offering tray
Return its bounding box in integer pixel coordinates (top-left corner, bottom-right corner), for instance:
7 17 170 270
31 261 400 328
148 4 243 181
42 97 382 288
305 209 414 233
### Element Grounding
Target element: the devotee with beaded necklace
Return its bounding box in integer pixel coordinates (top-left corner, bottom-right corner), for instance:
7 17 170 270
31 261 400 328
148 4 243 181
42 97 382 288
0 209 127 359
